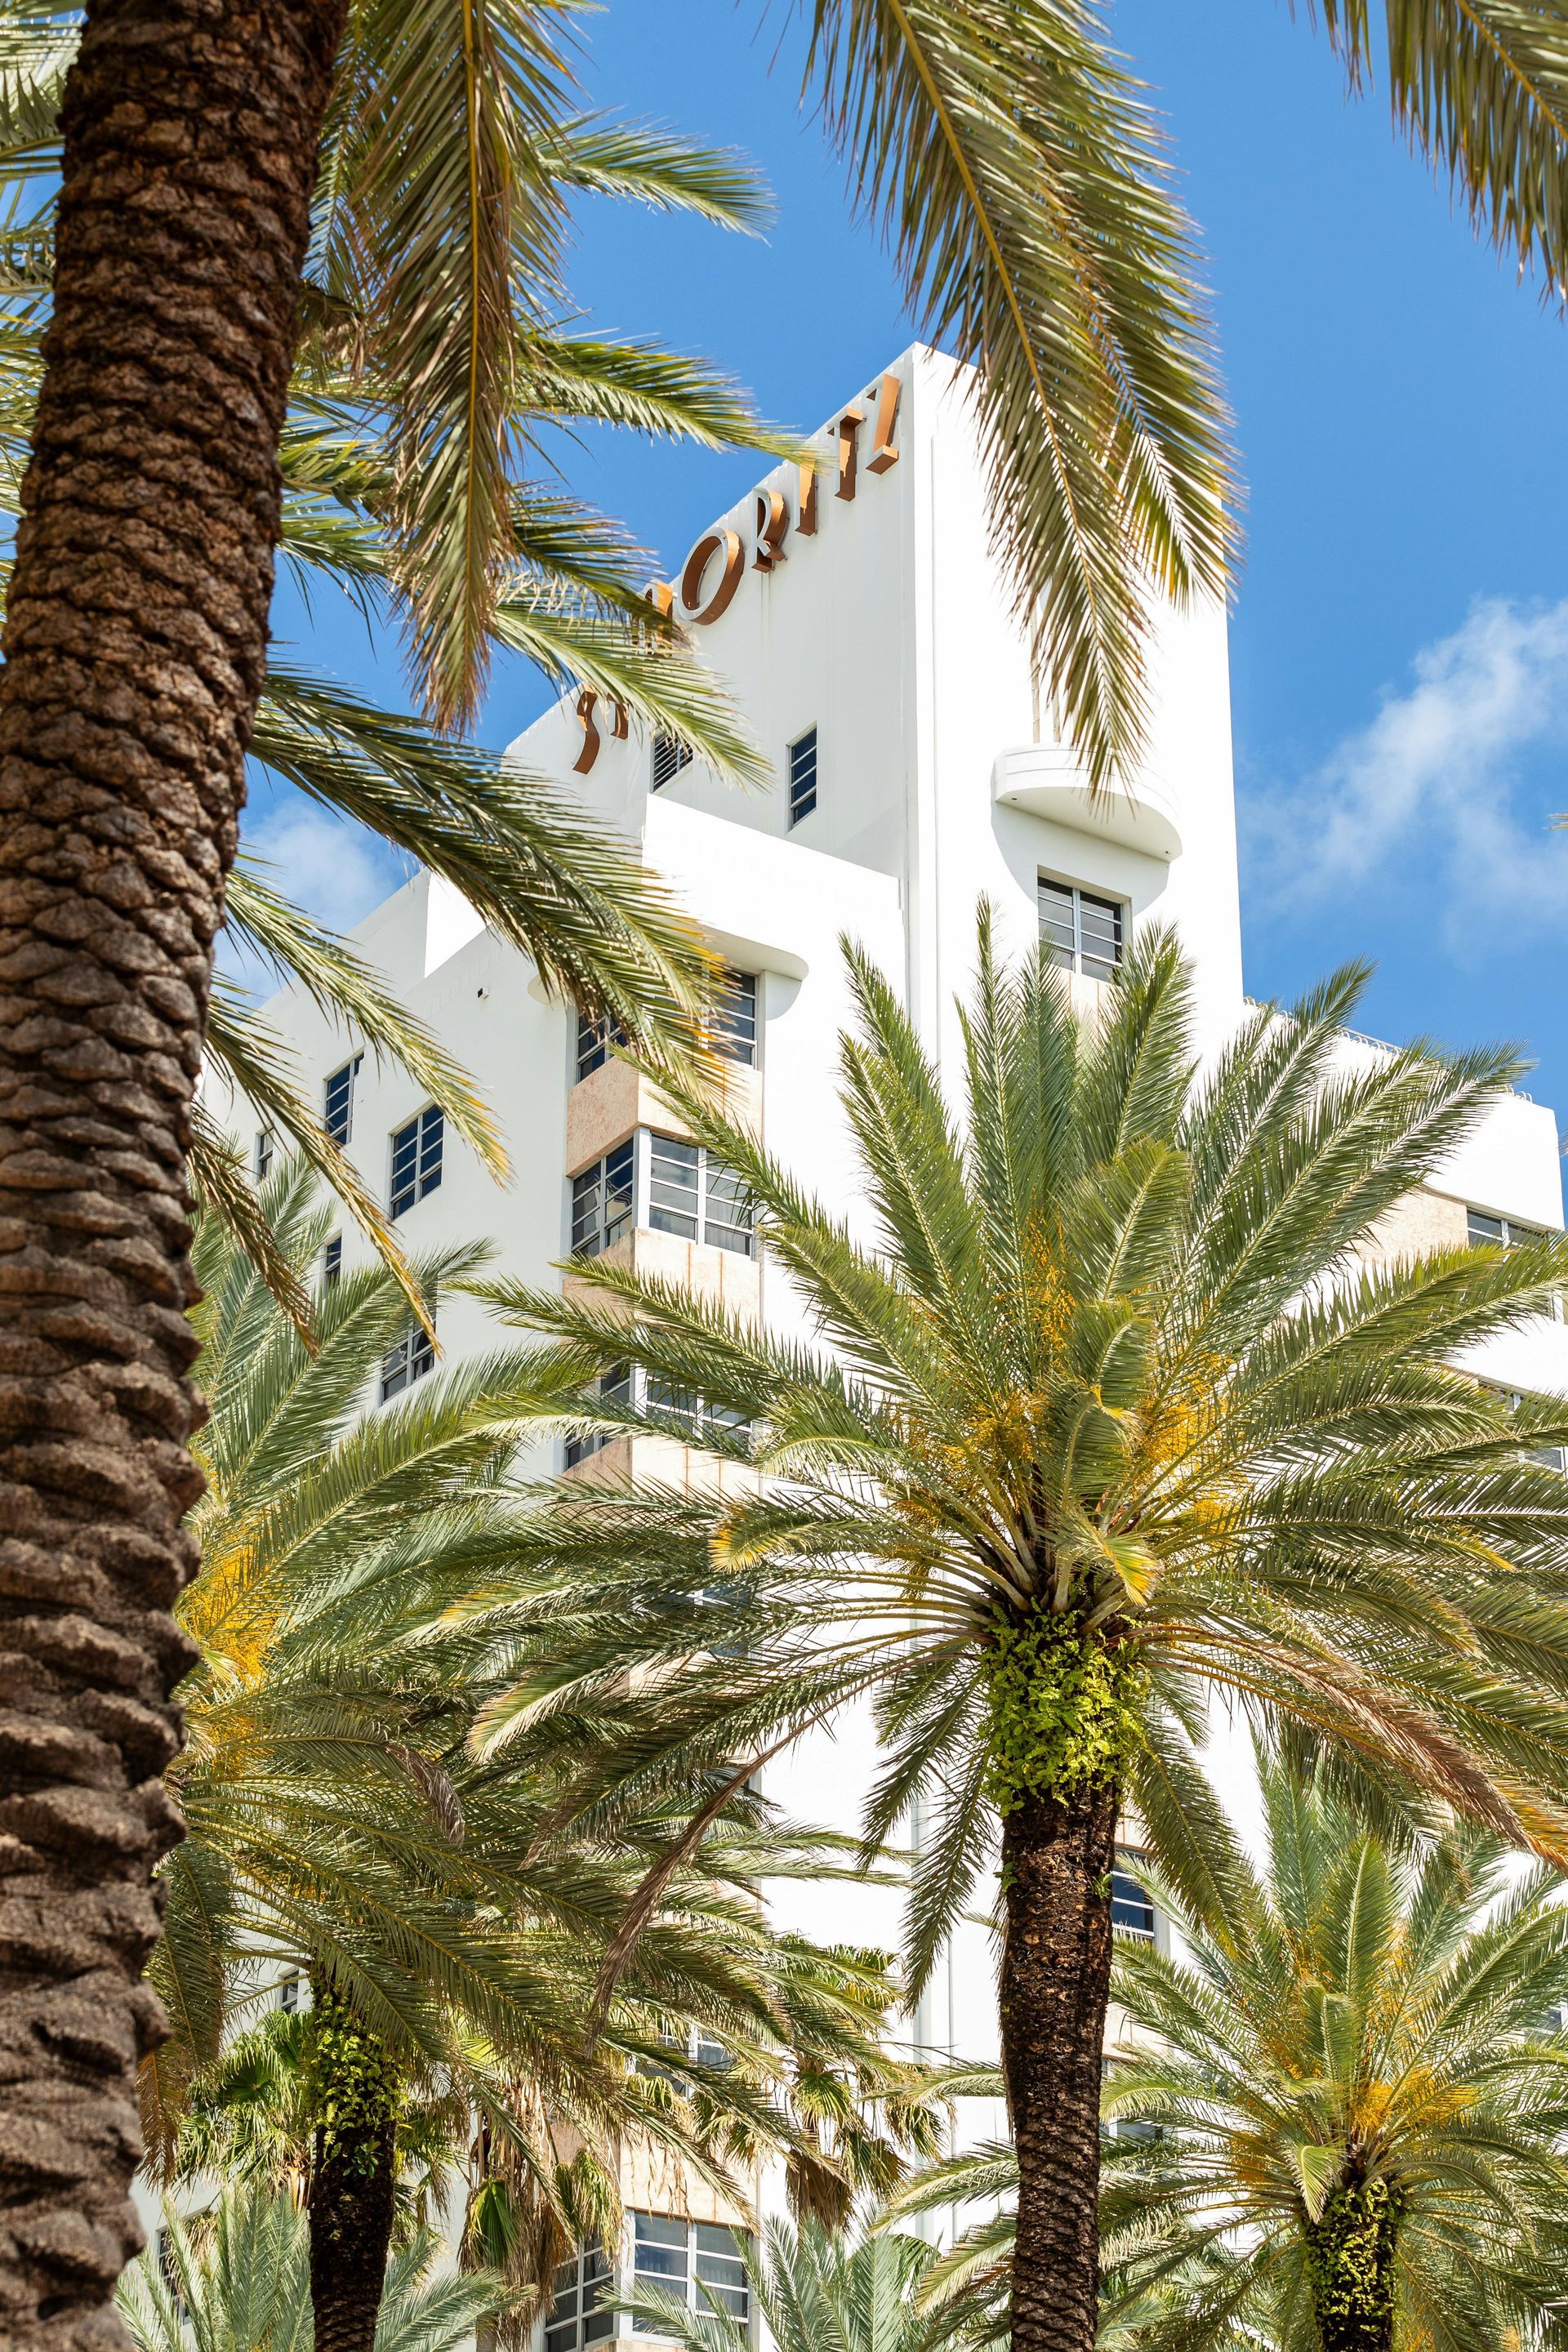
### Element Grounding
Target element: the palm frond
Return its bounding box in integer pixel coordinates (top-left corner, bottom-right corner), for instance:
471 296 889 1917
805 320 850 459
802 0 1237 786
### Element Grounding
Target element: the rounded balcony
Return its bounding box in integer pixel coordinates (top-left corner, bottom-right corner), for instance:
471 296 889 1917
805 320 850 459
991 744 1182 862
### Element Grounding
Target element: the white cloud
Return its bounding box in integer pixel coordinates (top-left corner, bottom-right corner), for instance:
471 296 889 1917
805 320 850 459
221 795 412 991
1243 597 1568 956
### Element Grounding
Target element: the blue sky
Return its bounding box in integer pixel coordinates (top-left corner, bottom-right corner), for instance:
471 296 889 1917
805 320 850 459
262 0 1568 1128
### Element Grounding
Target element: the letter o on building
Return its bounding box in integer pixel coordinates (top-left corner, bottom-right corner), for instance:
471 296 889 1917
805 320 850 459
679 528 745 625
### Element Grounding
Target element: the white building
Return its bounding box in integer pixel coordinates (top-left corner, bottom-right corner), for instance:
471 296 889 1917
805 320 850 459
217 342 1568 2338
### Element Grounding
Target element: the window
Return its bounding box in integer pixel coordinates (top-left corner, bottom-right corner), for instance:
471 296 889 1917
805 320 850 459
381 1325 434 1402
564 1362 632 1469
1039 877 1124 983
572 1134 755 1261
390 1105 443 1217
712 969 758 1067
155 2228 187 2321
649 1135 754 1256
254 1129 274 1183
633 2215 748 2333
324 1054 363 1146
323 1235 342 1287
546 2238 613 2352
577 1011 628 1082
1111 1863 1156 1943
635 2025 734 2089
787 726 817 826
1470 1209 1562 1317
653 733 693 791
1489 1385 1568 1472
276 1973 301 2013
572 1141 635 1258
566 1365 751 1469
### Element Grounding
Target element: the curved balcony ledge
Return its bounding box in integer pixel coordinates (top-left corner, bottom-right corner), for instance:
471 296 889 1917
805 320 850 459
992 745 1182 862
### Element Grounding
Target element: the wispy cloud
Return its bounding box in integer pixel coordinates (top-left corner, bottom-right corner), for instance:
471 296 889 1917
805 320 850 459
220 793 412 993
1243 597 1568 958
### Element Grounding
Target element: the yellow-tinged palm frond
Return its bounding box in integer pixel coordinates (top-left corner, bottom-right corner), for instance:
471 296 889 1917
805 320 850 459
801 0 1237 789
471 912 1568 1999
149 1185 948 2301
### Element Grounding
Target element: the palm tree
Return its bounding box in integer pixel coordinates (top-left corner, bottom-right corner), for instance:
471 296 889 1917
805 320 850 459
889 1750 1568 2352
2 2 1566 2336
150 1172 944 2350
116 2178 505 2352
473 915 1568 2352
619 2213 934 2352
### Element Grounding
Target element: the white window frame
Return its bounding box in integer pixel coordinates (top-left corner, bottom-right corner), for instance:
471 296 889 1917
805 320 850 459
575 1010 628 1083
546 2237 614 2352
1038 874 1125 982
324 1053 363 1146
564 1363 751 1471
380 1324 434 1403
569 1132 755 1263
389 1103 443 1218
323 1234 343 1287
1111 1851 1161 1949
710 969 759 1067
1469 1207 1563 1319
630 2213 751 2337
254 1129 274 1183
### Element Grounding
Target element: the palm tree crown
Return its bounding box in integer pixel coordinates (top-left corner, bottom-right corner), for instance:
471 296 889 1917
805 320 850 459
474 913 1568 2352
1097 1752 1568 2351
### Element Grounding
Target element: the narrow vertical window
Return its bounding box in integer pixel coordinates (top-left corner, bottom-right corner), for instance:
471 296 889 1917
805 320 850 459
652 733 693 791
546 2239 613 2352
254 1129 274 1183
324 1054 363 1145
570 1141 635 1257
323 1235 342 1287
712 969 758 1065
788 726 817 826
390 1105 443 1217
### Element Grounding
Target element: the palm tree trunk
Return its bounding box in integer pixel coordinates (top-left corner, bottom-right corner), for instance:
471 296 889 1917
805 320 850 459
306 1978 403 2352
0 2 346 2341
309 2106 399 2352
1305 2175 1398 2352
998 1776 1120 2352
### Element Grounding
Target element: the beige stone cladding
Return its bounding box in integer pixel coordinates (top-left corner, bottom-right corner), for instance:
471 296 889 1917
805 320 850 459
1357 1186 1469 1270
566 1057 762 1178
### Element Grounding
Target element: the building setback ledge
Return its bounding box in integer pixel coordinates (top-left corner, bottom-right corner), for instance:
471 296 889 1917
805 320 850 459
993 744 1183 862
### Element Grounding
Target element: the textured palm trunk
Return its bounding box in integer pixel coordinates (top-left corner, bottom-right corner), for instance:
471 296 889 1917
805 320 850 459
308 2107 399 2352
998 1776 1120 2352
0 2 347 2341
1305 2174 1398 2352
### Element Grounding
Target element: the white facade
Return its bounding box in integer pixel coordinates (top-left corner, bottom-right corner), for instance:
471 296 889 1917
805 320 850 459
215 341 1568 2307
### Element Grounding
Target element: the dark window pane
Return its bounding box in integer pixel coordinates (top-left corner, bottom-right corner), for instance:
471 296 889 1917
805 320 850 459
1079 892 1123 981
571 1142 635 1257
324 1054 362 1145
713 969 757 1065
653 734 692 791
390 1105 443 1218
577 1013 628 1082
1038 880 1076 968
381 1325 434 1402
788 727 817 825
1111 1865 1155 1940
323 1235 342 1287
